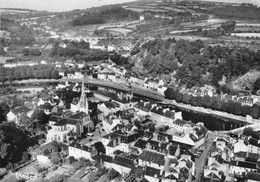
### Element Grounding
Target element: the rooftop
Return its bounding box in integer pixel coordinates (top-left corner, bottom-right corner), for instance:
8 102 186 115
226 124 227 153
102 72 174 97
145 166 161 178
139 150 165 166
11 106 32 115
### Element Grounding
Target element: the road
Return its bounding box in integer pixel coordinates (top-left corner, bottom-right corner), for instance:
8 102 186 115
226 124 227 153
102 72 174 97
195 132 216 182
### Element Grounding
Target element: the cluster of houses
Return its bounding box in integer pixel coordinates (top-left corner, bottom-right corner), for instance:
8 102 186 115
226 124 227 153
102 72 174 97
61 94 208 182
203 134 260 182
174 85 260 107
8 77 210 181
65 109 206 182
8 68 260 181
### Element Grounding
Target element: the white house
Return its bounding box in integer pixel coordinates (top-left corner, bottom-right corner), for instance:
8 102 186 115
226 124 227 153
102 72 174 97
230 160 258 176
68 142 96 160
7 106 34 124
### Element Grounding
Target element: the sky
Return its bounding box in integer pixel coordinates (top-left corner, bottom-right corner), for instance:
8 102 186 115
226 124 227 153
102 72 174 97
0 0 259 12
0 0 138 12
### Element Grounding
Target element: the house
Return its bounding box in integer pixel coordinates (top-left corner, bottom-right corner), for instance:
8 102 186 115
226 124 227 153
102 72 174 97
101 126 141 156
245 172 260 182
150 106 182 127
98 101 120 116
46 112 94 142
93 154 136 176
38 103 54 115
129 76 145 86
144 166 161 182
144 78 163 91
230 160 258 176
74 71 84 79
68 142 97 160
7 106 34 124
138 150 165 170
158 83 168 95
134 101 154 116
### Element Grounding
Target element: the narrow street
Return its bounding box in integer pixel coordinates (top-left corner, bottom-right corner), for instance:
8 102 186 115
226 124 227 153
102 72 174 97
195 132 216 182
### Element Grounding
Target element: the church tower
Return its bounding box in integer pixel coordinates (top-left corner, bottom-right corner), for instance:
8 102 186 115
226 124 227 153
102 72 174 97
78 75 89 114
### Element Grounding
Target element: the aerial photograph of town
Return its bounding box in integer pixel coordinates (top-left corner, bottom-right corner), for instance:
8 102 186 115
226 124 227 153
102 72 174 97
0 0 260 181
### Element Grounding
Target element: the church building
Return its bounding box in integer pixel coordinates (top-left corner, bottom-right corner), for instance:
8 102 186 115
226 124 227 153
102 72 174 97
46 76 94 142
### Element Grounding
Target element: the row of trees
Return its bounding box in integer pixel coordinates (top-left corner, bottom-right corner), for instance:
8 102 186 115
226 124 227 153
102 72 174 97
0 65 60 85
164 87 260 119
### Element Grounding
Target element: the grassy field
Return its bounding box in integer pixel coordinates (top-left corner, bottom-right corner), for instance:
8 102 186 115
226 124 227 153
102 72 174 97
231 33 260 37
235 26 260 31
125 6 167 12
0 56 15 64
106 28 133 34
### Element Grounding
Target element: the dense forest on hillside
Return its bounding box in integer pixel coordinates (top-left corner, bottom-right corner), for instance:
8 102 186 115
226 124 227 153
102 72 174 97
72 6 139 26
129 38 260 93
209 5 260 20
0 18 50 48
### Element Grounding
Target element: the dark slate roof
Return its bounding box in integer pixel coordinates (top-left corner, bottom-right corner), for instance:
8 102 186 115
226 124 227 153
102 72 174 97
235 152 260 162
12 106 32 115
54 118 79 126
103 101 120 108
38 103 53 111
143 103 152 112
144 131 153 138
165 174 178 180
230 160 257 169
112 155 135 168
139 150 165 166
150 106 164 115
204 172 221 182
50 112 89 126
69 142 92 152
248 137 260 148
69 112 88 119
121 132 141 144
134 139 147 149
92 154 113 163
124 166 144 182
174 119 189 126
134 101 145 109
145 166 161 178
49 115 61 122
246 172 260 181
164 110 175 119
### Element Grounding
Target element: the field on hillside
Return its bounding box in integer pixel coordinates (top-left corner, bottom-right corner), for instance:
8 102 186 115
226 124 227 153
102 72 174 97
125 6 167 12
235 26 260 31
231 33 260 38
106 28 133 35
0 56 15 64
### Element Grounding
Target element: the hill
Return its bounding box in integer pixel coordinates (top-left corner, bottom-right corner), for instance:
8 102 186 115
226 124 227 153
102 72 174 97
72 6 139 26
209 5 260 20
128 38 260 93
